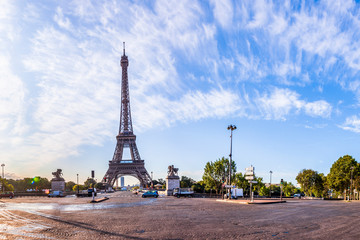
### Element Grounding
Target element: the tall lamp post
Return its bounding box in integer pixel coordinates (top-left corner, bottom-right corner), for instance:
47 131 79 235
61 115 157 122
227 124 237 199
77 174 79 195
1 164 5 192
269 170 273 198
1 164 4 179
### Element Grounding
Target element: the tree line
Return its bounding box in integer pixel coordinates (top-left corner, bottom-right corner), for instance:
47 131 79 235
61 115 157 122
296 155 360 198
198 157 299 196
0 177 104 192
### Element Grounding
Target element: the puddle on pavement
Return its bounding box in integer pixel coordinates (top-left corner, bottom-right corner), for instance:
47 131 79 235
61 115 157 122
0 198 157 212
0 198 156 239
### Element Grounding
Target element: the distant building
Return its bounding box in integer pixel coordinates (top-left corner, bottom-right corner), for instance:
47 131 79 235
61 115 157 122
121 177 124 187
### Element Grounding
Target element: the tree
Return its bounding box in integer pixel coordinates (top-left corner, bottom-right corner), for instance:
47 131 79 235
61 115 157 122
191 180 205 193
180 176 196 188
66 181 76 191
282 181 299 197
37 178 51 190
327 155 359 197
94 182 105 190
72 185 86 191
233 172 249 190
258 186 269 196
84 178 97 188
296 169 318 196
0 177 14 191
202 157 236 194
252 177 265 194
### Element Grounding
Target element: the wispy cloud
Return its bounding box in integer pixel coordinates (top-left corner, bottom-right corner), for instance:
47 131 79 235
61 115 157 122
210 0 233 29
340 115 360 133
2 0 360 178
256 88 332 120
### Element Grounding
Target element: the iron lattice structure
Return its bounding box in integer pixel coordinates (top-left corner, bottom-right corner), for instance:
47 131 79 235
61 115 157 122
103 43 152 187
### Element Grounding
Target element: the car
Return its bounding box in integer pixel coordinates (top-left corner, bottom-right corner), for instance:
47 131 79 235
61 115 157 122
0 192 14 199
142 190 159 198
48 191 64 197
293 193 301 198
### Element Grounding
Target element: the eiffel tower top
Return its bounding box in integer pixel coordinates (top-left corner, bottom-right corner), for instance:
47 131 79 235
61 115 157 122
119 42 133 135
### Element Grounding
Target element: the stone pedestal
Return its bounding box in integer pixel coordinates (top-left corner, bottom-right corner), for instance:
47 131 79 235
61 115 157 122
51 179 65 191
166 175 180 196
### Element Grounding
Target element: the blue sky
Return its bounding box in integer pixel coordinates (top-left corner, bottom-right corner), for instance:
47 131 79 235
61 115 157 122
2 0 360 186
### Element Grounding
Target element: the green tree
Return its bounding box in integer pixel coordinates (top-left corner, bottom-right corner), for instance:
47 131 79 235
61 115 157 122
66 181 76 191
180 176 196 188
233 172 249 190
311 173 327 197
84 178 97 188
258 186 269 196
327 155 359 197
37 177 51 190
270 185 281 196
282 181 298 197
0 177 14 191
72 184 86 191
252 177 265 194
94 182 105 190
202 157 236 194
296 169 318 196
191 180 205 193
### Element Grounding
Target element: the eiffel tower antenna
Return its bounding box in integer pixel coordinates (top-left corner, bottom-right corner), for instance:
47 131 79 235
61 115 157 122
103 42 152 188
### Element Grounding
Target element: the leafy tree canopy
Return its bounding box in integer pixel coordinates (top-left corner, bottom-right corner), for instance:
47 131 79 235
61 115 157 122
327 155 359 195
202 157 236 194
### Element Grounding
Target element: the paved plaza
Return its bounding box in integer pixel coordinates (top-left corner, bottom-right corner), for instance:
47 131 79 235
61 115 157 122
0 191 360 239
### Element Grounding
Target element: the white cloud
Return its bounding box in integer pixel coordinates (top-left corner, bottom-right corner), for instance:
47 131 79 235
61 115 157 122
0 56 27 135
340 115 360 133
210 0 233 29
256 88 332 120
133 88 242 130
16 0 223 168
54 7 72 30
304 101 332 118
246 0 269 29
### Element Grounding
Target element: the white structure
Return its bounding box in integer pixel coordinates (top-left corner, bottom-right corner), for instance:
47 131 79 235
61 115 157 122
121 177 125 187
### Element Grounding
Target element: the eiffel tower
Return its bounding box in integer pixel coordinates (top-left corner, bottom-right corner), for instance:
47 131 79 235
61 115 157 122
103 43 152 187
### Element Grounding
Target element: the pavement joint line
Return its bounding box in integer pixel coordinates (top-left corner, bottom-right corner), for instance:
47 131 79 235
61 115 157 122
216 199 287 204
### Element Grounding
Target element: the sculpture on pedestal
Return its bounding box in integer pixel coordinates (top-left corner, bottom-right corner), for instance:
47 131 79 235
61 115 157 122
165 165 180 196
51 169 65 191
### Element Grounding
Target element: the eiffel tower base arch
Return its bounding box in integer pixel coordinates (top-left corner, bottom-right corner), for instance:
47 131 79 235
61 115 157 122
104 161 152 188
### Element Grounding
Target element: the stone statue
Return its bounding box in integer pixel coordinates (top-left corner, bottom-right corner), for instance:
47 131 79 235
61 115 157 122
52 169 64 180
51 169 65 191
167 165 178 176
166 165 180 196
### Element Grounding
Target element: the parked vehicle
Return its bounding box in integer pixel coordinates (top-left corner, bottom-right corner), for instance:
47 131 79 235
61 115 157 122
88 188 97 197
0 191 14 199
173 188 194 198
231 188 243 199
142 190 159 198
48 191 64 197
293 193 301 198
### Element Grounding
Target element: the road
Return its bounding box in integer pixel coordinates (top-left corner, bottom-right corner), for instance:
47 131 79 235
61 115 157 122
1 192 360 239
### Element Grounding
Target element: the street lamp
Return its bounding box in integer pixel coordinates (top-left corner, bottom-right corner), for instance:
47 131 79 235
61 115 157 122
269 171 273 198
77 174 79 195
350 166 354 201
1 164 4 193
1 164 5 179
227 124 237 199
